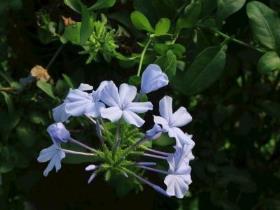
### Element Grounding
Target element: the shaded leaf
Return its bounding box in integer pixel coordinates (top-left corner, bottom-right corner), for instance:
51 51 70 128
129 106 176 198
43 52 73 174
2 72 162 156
247 1 280 50
258 51 280 73
89 0 116 10
217 0 246 20
155 18 170 35
176 45 227 95
130 11 154 32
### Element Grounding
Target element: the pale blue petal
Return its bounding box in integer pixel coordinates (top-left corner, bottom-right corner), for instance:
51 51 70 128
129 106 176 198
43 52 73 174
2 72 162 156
92 80 109 102
65 100 92 116
141 64 169 94
47 123 70 143
154 116 169 131
171 107 192 127
78 83 93 91
159 96 173 122
145 124 162 140
52 103 70 122
85 102 105 118
100 81 120 107
126 102 153 113
119 83 137 106
123 110 145 127
101 106 123 122
67 89 92 102
85 164 97 171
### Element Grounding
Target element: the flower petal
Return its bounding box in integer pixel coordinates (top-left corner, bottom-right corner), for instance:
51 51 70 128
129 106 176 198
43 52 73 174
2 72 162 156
145 124 162 140
126 102 153 113
123 110 145 127
100 81 120 107
85 102 105 118
119 83 137 105
101 106 123 122
159 96 173 122
171 107 192 127
78 83 93 91
52 103 70 122
141 64 169 94
154 116 169 131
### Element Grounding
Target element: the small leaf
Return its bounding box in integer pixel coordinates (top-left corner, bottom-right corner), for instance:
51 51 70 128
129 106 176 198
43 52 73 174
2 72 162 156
80 5 93 44
176 45 227 95
217 0 246 20
176 0 201 30
156 50 177 77
247 1 280 50
62 22 81 44
64 0 82 13
130 11 154 32
258 51 280 73
36 80 57 99
89 0 116 10
155 18 170 35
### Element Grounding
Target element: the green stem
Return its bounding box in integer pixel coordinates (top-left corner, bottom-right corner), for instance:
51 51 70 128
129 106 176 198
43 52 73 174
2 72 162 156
213 30 265 53
137 36 152 77
46 45 64 69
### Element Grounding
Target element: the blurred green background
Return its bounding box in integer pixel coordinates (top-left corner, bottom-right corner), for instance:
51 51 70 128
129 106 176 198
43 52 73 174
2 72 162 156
0 0 280 209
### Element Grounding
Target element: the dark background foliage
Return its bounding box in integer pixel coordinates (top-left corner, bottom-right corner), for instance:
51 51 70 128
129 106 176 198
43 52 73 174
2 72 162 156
0 0 280 209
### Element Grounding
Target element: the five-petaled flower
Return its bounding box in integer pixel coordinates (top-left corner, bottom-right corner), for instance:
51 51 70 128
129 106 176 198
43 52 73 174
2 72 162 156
153 96 192 147
100 81 153 127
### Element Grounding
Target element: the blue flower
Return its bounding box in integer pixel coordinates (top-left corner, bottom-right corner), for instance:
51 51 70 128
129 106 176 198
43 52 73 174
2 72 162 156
164 144 194 198
47 122 70 144
100 81 153 127
37 144 66 176
52 82 108 122
140 64 169 94
153 96 192 147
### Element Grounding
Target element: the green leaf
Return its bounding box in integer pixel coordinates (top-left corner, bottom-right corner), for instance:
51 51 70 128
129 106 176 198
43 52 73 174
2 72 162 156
62 22 81 44
64 0 82 13
36 81 57 99
128 75 141 86
62 74 74 88
156 50 177 77
130 11 154 32
217 0 246 20
176 45 227 95
89 0 116 10
247 1 280 50
153 134 174 147
80 5 93 44
155 18 170 35
176 0 201 30
258 51 280 73
0 92 14 113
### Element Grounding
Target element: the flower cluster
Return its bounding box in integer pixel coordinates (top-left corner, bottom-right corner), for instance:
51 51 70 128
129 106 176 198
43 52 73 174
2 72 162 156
37 64 195 198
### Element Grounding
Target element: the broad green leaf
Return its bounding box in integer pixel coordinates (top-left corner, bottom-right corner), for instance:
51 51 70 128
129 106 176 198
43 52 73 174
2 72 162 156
176 0 201 30
89 0 116 10
64 0 82 13
258 51 280 73
156 50 177 77
176 45 227 95
247 1 280 50
62 22 81 44
80 5 93 44
36 80 57 99
130 11 154 32
153 134 174 147
155 18 170 35
217 0 246 20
